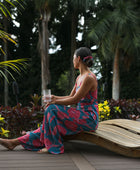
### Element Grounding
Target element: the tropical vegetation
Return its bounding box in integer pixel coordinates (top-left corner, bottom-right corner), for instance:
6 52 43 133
88 0 140 100
0 0 139 108
0 114 9 137
0 0 28 106
0 98 140 137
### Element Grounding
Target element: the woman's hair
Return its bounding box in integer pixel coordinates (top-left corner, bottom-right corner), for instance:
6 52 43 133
74 47 93 67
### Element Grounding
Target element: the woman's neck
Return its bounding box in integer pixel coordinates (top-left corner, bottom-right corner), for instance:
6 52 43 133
79 65 90 76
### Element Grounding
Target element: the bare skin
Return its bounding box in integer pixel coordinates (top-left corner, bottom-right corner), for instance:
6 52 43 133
37 148 48 153
0 138 20 150
0 138 48 153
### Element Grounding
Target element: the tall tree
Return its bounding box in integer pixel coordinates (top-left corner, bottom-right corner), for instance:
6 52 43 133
34 0 58 98
88 0 140 100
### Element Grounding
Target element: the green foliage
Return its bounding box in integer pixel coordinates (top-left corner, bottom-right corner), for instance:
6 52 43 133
0 0 24 18
0 0 28 85
6 0 40 106
30 94 41 107
0 30 17 46
88 0 140 59
0 114 10 137
99 99 140 121
0 103 44 138
56 71 71 95
0 59 28 82
34 0 59 11
108 99 140 119
0 0 24 45
98 100 111 121
0 0 139 105
87 0 140 100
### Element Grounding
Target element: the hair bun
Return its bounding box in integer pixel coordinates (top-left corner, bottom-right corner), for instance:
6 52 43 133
83 56 93 67
74 47 93 67
85 58 93 67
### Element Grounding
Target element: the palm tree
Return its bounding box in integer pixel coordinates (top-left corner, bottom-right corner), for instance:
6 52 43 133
34 0 58 98
0 0 27 106
88 0 140 100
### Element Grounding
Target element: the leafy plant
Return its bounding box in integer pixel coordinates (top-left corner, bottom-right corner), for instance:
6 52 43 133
0 59 28 82
98 100 111 121
0 0 24 45
0 0 28 82
56 71 71 95
108 99 140 119
0 103 44 138
0 114 10 137
0 0 24 18
113 106 121 114
30 94 42 107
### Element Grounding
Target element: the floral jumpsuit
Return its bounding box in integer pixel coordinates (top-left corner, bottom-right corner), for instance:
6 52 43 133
18 73 99 154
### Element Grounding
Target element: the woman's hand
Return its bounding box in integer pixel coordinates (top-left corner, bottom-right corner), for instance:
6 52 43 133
44 95 56 107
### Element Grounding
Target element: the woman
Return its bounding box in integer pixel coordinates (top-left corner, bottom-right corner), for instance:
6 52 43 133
0 47 99 154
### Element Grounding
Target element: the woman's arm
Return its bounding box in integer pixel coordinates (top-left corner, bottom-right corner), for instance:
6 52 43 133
47 75 96 106
43 84 76 104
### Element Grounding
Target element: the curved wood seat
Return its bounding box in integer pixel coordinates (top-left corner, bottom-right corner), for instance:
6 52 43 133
64 119 140 158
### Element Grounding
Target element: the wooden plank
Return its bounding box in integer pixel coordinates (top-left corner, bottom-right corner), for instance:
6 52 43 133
98 125 140 141
64 119 140 157
0 146 79 170
69 141 140 170
91 124 140 147
67 142 96 170
68 152 96 170
101 119 140 134
64 132 140 157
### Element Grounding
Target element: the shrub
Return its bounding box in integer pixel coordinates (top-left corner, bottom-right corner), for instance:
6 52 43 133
98 100 111 121
0 103 44 138
98 99 140 121
1 98 140 137
108 99 140 119
0 114 10 137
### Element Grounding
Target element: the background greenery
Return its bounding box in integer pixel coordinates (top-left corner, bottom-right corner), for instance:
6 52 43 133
0 0 140 107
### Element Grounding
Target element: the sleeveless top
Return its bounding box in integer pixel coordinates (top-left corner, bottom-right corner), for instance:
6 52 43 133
75 73 99 119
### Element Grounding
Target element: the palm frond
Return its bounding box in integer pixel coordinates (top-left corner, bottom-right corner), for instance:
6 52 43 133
0 0 24 18
0 1 11 16
0 47 6 55
0 59 29 82
88 12 111 44
0 70 9 82
70 0 96 11
88 0 140 61
0 30 17 45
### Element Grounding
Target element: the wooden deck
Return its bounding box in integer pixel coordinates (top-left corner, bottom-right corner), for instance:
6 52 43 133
0 140 140 170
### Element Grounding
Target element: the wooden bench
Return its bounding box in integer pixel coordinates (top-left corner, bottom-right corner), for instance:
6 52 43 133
64 119 140 158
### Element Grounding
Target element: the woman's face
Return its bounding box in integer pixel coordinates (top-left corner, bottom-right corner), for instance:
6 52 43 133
73 54 79 69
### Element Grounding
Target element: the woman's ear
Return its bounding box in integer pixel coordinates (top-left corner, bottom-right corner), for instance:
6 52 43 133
77 56 81 62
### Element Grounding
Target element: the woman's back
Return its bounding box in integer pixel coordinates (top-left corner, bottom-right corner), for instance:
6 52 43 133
76 73 99 119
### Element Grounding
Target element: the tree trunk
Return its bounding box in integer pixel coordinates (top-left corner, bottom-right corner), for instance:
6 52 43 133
4 17 8 106
70 11 78 89
39 9 50 101
112 46 120 100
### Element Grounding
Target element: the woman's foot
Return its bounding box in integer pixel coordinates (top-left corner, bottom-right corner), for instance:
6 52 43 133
37 148 48 154
0 138 18 150
21 131 27 136
21 130 31 136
